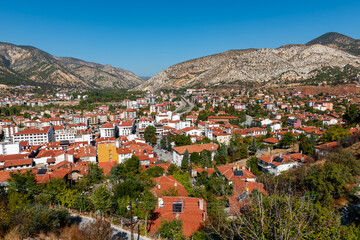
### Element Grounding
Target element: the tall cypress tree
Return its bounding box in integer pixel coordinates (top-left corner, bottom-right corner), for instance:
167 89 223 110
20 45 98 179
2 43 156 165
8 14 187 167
181 149 189 171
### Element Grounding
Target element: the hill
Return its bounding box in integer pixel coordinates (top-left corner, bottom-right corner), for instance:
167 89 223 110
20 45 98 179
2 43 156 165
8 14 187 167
306 32 360 56
134 39 360 91
0 42 144 89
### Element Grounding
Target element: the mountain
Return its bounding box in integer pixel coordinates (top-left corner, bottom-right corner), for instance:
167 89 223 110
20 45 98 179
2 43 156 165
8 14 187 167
135 33 360 91
306 32 360 56
0 42 144 89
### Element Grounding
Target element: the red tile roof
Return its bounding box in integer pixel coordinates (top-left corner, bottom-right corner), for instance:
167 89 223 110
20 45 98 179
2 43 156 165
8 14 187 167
151 176 188 197
172 143 218 155
149 196 206 237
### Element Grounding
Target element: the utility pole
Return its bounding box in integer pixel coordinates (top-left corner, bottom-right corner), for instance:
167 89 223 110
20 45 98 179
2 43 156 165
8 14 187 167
130 200 134 240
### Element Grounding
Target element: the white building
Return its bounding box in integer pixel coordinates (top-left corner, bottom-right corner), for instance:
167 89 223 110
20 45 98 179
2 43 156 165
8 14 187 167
13 126 55 145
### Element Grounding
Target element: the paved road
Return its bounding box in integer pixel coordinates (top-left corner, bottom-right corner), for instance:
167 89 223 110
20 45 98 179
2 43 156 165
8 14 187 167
180 96 195 114
71 214 152 240
153 146 172 162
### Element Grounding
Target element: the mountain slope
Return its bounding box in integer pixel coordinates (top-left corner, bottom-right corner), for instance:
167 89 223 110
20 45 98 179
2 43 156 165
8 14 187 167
306 32 360 56
0 42 144 89
135 43 360 91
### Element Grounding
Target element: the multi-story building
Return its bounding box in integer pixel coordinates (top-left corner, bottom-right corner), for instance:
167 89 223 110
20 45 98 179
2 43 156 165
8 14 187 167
13 126 55 145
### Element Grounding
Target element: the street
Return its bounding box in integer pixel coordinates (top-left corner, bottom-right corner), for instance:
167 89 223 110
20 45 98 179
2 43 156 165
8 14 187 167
71 214 152 240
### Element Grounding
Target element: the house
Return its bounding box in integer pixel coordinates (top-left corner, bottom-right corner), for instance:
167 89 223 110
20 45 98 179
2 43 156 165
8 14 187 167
151 175 188 197
181 127 202 136
229 178 267 215
117 147 133 163
149 197 207 237
257 153 313 176
172 143 218 166
34 149 66 165
212 131 231 145
315 142 339 158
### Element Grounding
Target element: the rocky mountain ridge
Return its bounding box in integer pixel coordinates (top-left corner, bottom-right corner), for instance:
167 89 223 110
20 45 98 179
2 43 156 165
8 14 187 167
0 42 144 89
135 33 360 91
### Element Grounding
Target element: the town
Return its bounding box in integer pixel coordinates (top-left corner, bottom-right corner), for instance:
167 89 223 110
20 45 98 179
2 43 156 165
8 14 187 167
0 83 360 239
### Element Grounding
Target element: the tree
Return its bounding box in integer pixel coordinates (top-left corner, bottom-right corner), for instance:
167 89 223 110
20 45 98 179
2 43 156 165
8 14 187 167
343 104 359 125
113 178 144 199
150 134 157 145
86 163 104 184
190 152 200 165
157 219 186 240
191 106 199 111
144 126 156 143
248 139 259 155
109 163 126 183
8 170 37 204
246 156 262 176
299 134 314 155
145 166 165 178
91 186 112 215
124 155 141 175
167 134 173 151
200 150 212 168
175 134 191 146
139 191 157 236
197 110 209 121
278 132 296 149
160 137 167 150
167 163 179 176
320 125 350 143
181 150 190 171
281 116 289 127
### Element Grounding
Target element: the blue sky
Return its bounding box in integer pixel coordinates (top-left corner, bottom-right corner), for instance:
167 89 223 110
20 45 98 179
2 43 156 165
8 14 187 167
0 0 359 76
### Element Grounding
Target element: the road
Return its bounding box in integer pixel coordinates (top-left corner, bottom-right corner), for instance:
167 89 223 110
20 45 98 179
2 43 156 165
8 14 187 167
180 96 195 114
71 213 152 240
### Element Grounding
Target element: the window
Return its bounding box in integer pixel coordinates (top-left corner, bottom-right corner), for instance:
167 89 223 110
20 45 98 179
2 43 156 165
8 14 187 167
172 200 182 213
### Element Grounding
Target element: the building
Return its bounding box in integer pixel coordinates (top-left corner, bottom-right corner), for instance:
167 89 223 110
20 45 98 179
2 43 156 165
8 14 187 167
13 126 55 145
172 143 218 166
257 153 313 176
97 142 119 164
149 196 207 237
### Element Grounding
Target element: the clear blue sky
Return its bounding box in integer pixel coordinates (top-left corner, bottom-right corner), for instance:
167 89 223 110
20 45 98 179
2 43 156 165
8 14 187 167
1 0 359 76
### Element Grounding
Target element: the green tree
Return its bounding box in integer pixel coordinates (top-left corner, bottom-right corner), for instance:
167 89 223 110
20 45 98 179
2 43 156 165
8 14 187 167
145 166 165 178
139 191 157 236
248 139 259 155
124 155 141 175
320 125 350 143
86 163 104 184
343 104 359 125
160 137 167 149
109 163 126 183
278 132 296 149
91 186 112 215
8 170 37 205
113 178 144 199
181 149 190 171
144 126 156 143
167 134 173 151
299 134 314 155
200 150 212 168
246 156 262 176
197 110 209 121
175 134 192 146
157 219 186 240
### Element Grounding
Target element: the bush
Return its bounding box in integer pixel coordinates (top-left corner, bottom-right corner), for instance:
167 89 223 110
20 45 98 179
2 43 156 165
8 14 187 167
14 204 70 237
